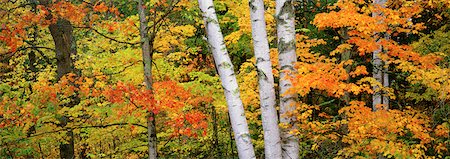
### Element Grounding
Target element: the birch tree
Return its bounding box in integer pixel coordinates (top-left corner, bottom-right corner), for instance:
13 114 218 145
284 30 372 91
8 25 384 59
137 0 157 158
248 0 282 158
372 0 389 111
198 0 256 158
276 0 299 158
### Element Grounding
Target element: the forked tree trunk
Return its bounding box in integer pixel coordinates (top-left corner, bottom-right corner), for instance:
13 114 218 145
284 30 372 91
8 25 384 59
198 0 256 158
372 0 389 111
248 0 282 158
137 0 158 158
276 0 299 158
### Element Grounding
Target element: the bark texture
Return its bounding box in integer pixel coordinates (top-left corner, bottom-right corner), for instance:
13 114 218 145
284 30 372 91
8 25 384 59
372 0 389 111
248 0 282 158
49 18 77 159
49 19 76 80
137 0 158 158
276 0 299 158
198 0 256 158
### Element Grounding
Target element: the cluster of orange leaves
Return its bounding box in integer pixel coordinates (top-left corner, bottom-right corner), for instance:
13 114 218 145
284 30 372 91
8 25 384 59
283 0 450 157
104 80 212 138
285 100 449 158
308 0 449 99
0 98 36 129
0 1 120 52
289 54 372 98
287 35 372 98
0 73 211 139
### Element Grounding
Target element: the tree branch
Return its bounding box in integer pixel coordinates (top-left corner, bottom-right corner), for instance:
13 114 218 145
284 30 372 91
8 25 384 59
104 60 142 76
0 122 147 147
75 26 139 45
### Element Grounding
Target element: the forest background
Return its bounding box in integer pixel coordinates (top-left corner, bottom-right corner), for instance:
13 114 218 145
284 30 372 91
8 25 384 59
0 0 449 158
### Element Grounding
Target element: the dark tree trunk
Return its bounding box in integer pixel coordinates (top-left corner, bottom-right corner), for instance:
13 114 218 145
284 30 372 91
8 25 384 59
49 18 77 159
59 130 75 159
49 19 76 80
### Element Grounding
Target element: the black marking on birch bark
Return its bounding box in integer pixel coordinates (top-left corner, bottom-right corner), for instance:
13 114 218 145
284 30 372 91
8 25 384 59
256 57 266 63
249 0 257 12
219 62 232 69
281 97 295 103
223 87 230 93
278 38 295 54
276 0 295 21
280 1 295 19
257 68 269 81
280 65 294 71
206 17 218 24
282 83 292 87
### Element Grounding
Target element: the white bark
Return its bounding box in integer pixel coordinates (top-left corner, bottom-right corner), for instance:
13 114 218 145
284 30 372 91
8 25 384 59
276 0 299 158
198 0 256 158
248 0 282 158
372 0 389 111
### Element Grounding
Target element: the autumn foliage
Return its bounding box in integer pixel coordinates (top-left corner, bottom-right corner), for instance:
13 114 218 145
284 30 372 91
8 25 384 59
1 0 450 158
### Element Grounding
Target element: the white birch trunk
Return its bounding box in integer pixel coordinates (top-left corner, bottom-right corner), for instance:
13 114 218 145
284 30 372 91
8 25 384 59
276 0 299 158
248 0 282 158
198 0 256 158
372 0 389 111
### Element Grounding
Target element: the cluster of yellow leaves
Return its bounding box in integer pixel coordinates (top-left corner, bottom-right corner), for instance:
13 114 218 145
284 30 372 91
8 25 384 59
336 101 450 158
223 0 276 45
223 2 249 45
288 103 342 143
378 39 450 100
155 25 196 53
236 59 265 151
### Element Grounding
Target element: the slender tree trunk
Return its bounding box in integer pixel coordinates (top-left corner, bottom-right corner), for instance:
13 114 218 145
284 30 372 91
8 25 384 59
276 0 299 158
340 28 351 105
228 114 235 157
248 0 282 158
211 104 221 158
49 18 77 159
198 0 256 158
372 0 389 111
137 0 158 158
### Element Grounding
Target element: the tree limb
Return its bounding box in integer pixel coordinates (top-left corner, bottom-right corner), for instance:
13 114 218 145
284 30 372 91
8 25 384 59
75 26 139 45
